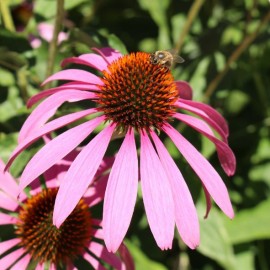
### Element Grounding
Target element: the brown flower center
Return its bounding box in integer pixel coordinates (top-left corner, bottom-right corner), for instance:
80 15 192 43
15 188 92 265
97 52 178 131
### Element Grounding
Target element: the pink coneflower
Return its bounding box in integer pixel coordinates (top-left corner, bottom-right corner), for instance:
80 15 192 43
0 158 134 269
6 47 236 252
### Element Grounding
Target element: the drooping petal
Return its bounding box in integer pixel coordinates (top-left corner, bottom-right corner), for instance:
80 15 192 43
103 129 138 252
6 108 97 170
0 160 19 198
19 90 95 143
0 247 25 269
19 117 104 193
27 83 100 108
61 53 108 72
174 113 236 176
150 131 200 249
92 47 122 64
140 131 174 250
9 254 31 270
41 69 103 86
202 183 212 218
88 241 122 269
175 80 193 100
177 99 229 138
0 238 20 255
53 124 115 228
118 244 135 270
0 213 18 225
164 124 234 219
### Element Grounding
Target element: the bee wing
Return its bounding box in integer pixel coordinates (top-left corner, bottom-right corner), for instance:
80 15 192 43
172 54 185 63
165 49 185 63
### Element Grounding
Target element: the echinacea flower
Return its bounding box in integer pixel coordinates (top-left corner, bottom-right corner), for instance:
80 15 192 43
0 157 134 269
6 47 236 252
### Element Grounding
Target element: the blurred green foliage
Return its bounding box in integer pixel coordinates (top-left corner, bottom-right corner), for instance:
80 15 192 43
1 0 270 269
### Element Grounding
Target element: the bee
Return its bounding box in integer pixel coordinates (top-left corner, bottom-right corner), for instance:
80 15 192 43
150 49 185 69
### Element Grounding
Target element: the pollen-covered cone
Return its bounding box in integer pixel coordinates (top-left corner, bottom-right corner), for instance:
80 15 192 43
0 156 134 270
6 47 236 252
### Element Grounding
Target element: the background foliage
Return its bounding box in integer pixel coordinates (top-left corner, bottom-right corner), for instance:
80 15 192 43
0 0 270 269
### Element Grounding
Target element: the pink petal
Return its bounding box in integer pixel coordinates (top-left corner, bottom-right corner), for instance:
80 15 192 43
88 241 122 269
36 262 45 270
48 264 57 270
9 254 31 270
92 218 102 227
0 160 19 198
0 213 18 225
92 228 104 240
0 191 18 211
177 99 229 137
151 131 200 249
83 252 107 270
174 113 236 176
0 247 25 269
176 101 227 142
27 83 100 108
0 238 20 255
66 264 78 270
140 131 174 250
53 124 115 228
164 124 234 219
118 244 135 270
92 47 122 64
175 81 193 100
62 53 108 72
38 22 68 44
6 108 97 170
42 69 103 86
83 175 108 207
19 90 95 143
103 129 138 252
19 117 104 193
41 150 80 184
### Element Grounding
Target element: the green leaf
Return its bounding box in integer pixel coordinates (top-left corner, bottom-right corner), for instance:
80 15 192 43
225 90 250 114
225 198 270 244
125 240 167 270
197 202 237 270
0 68 15 86
189 57 210 100
137 0 171 48
34 0 57 19
64 0 92 10
221 27 243 45
107 34 128 54
235 250 255 270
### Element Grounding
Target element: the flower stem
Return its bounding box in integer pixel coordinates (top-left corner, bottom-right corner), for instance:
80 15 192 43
203 10 270 101
0 0 15 32
45 0 65 83
174 0 205 55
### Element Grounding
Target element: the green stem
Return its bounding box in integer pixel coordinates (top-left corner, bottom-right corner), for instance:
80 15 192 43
45 0 65 85
0 0 15 32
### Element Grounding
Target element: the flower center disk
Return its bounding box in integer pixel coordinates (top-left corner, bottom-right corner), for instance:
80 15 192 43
97 52 178 131
15 188 92 265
